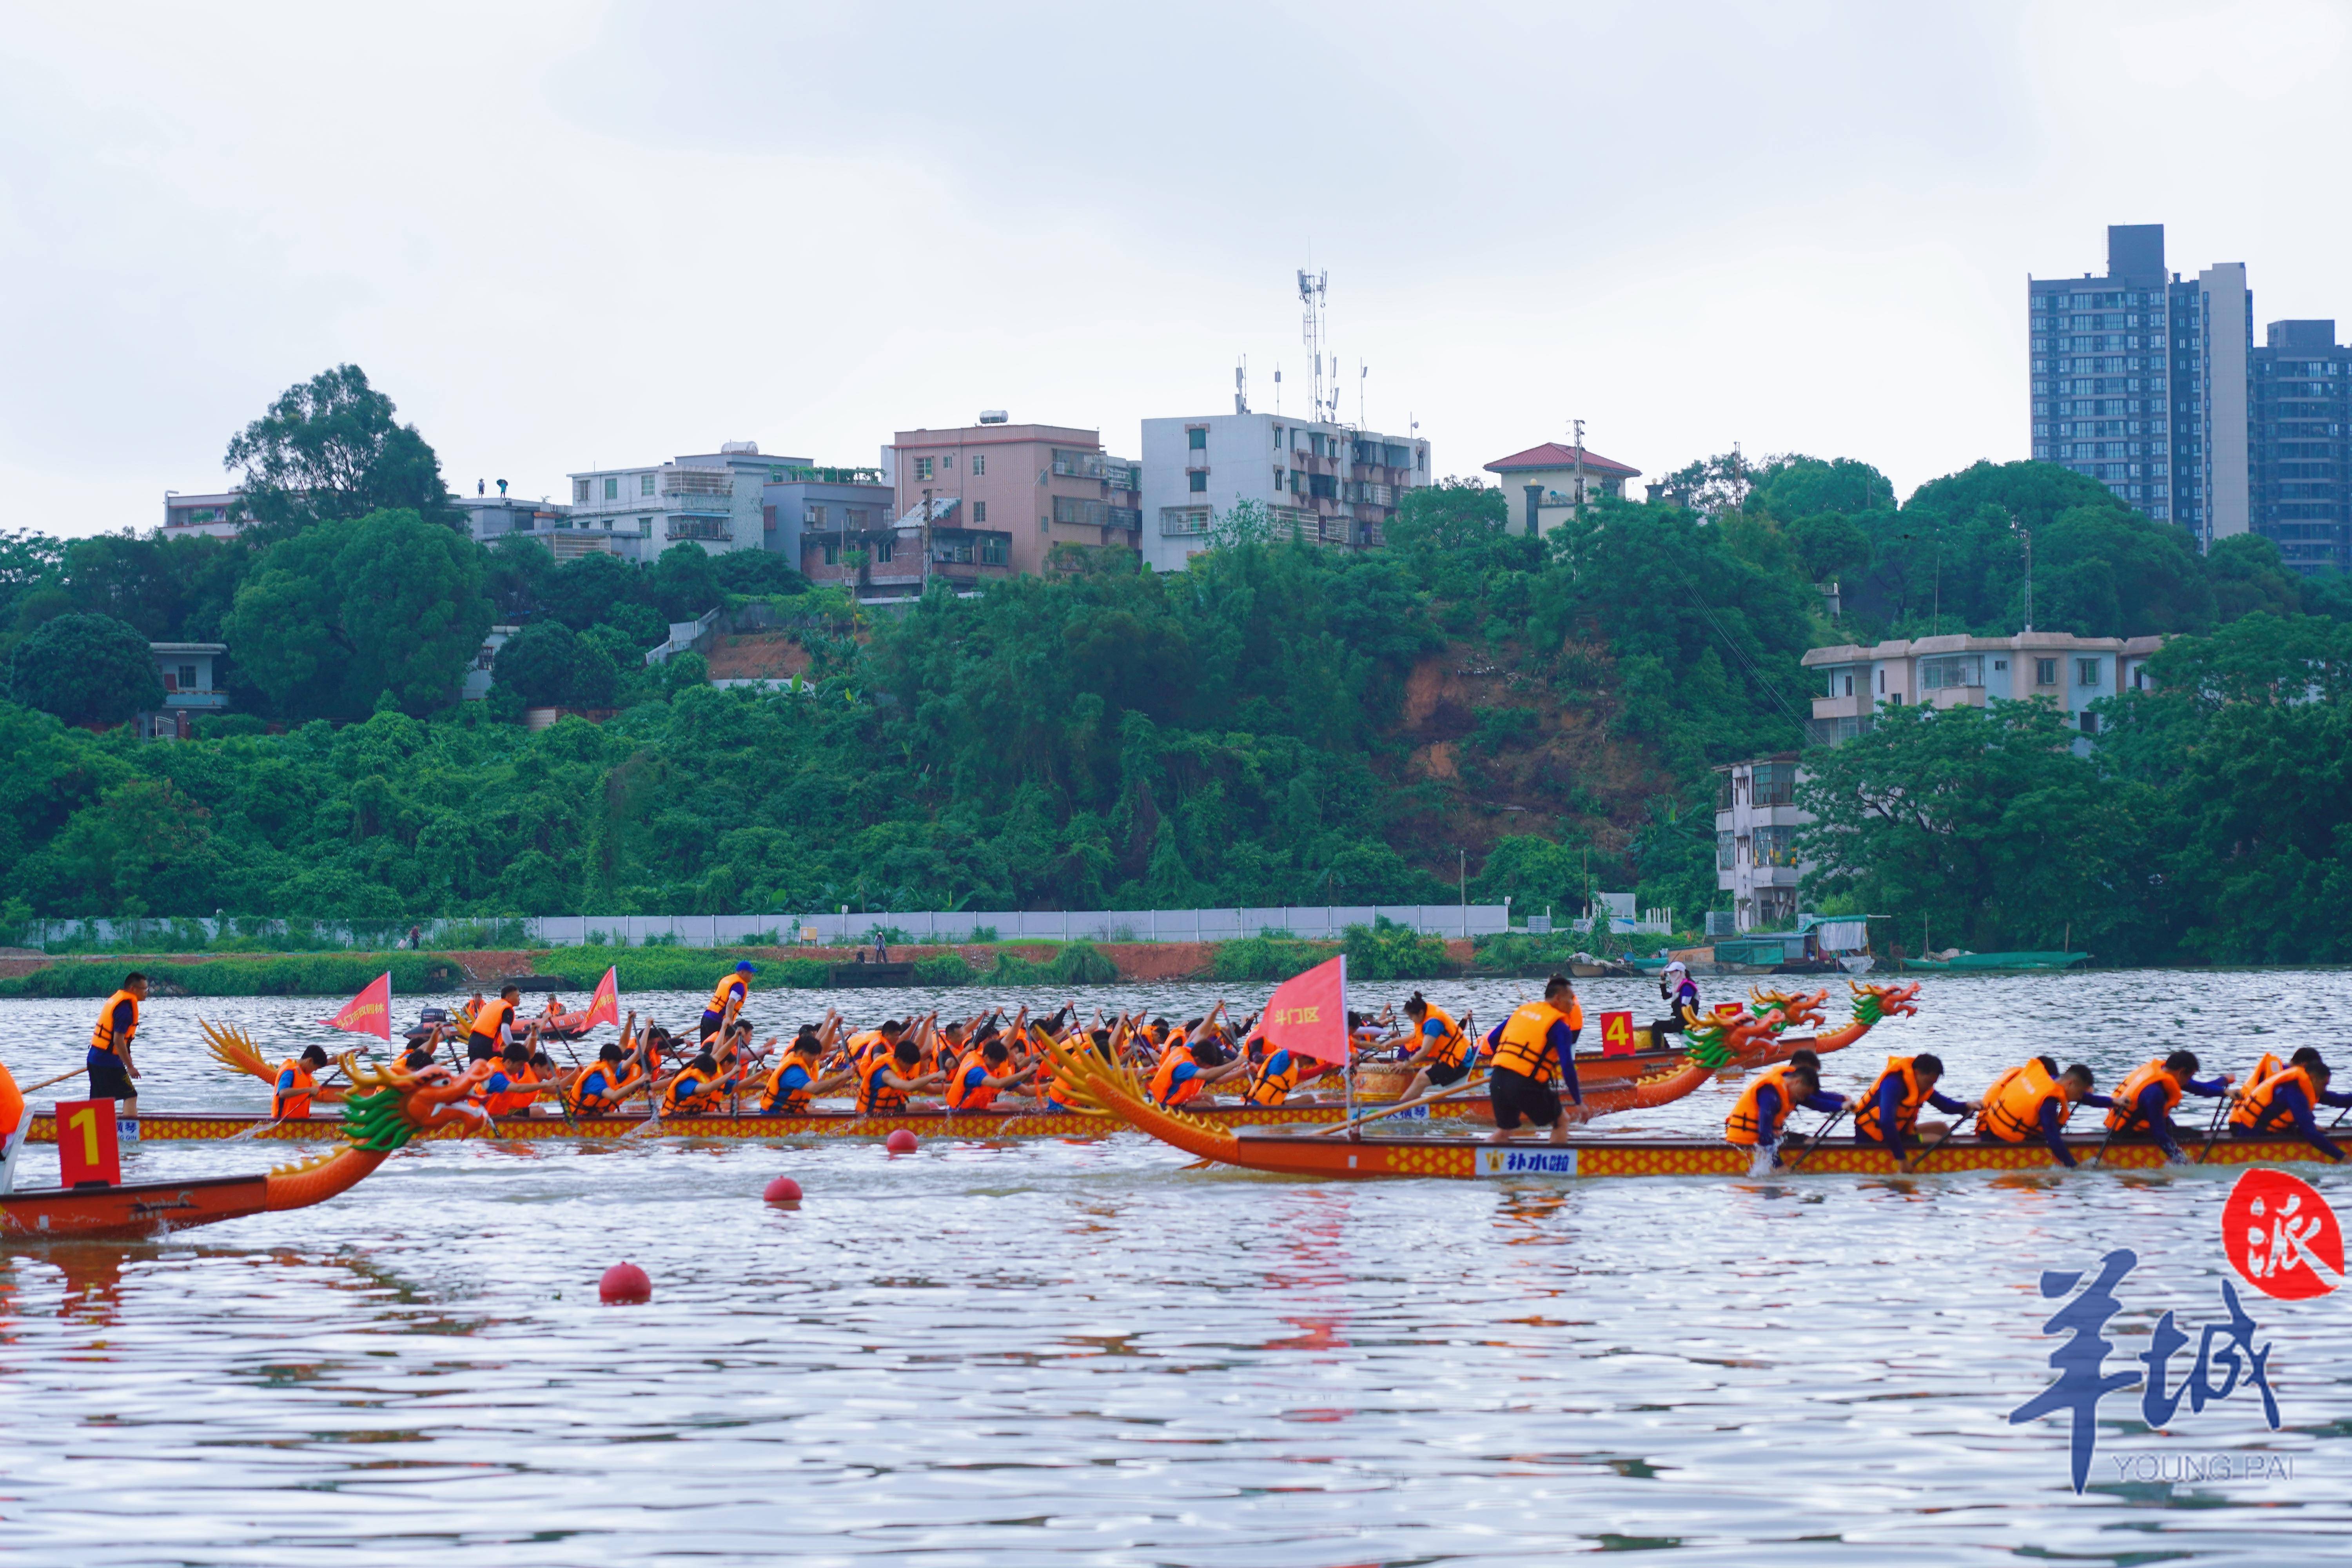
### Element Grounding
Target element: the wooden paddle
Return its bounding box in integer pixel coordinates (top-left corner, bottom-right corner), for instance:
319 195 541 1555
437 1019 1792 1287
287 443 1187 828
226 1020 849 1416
2191 1094 2234 1164
18 1065 91 1095
1313 1073 1488 1137
1782 1106 1848 1171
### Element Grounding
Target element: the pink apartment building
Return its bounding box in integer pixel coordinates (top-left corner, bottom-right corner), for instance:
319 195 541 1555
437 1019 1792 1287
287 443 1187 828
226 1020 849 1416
884 417 1142 582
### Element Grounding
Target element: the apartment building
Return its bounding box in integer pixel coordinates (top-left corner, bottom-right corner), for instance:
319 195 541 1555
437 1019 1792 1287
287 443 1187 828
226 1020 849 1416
569 442 803 558
2027 223 2249 544
1714 755 1807 932
1482 442 1641 536
1139 413 1429 571
2250 319 2351 576
1803 632 2162 755
162 491 248 539
882 417 1140 580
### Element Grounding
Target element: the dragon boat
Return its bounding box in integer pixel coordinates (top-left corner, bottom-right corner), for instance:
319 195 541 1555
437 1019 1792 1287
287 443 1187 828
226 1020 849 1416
2 1054 474 1240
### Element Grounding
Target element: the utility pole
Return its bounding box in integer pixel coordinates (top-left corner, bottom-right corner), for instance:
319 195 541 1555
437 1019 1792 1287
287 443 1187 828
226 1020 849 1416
1572 418 1586 527
2009 509 2034 632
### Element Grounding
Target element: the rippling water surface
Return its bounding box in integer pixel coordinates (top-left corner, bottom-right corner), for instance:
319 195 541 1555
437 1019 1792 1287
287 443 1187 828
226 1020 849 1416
3 970 2349 1564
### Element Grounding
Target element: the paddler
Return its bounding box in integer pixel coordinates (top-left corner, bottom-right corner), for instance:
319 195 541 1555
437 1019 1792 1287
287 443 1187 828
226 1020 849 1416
1390 992 1475 1103
466 983 524 1064
1481 974 1583 1145
272 1044 332 1121
1853 1053 1976 1162
945 1038 1037 1111
701 961 755 1041
88 971 148 1123
1148 1007 1249 1107
2103 1049 2234 1164
856 1038 940 1114
2229 1051 2349 1162
1977 1056 2109 1167
659 1046 742 1117
1242 1034 1337 1107
481 1041 546 1120
565 1040 648 1117
760 1031 854 1115
1723 1050 1846 1165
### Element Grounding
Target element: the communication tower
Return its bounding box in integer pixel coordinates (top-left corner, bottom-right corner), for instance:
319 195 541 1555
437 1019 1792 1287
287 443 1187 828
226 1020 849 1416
1298 269 1330 423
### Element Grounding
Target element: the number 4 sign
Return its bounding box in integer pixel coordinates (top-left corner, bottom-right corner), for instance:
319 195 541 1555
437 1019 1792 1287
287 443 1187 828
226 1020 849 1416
1598 1011 1637 1056
55 1098 122 1189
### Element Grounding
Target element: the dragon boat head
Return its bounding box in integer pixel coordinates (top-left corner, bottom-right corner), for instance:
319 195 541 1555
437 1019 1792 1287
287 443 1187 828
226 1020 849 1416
1746 986 1829 1032
339 1052 489 1151
1849 980 1922 1024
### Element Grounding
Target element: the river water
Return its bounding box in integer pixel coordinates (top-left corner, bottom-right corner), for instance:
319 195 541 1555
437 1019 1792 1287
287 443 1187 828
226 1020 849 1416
2 969 2348 1564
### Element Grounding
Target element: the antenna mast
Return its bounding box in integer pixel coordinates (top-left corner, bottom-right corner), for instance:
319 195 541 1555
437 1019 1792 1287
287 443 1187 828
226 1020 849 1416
1235 356 1249 416
1298 269 1328 424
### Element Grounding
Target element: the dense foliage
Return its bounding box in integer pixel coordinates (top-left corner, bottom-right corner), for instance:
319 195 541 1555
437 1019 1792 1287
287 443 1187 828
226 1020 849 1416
8 612 163 726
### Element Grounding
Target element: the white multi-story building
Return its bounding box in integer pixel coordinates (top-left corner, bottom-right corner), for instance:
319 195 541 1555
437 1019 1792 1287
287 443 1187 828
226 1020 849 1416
568 442 806 558
162 491 248 539
1714 755 1809 932
1139 413 1429 571
1803 631 2163 755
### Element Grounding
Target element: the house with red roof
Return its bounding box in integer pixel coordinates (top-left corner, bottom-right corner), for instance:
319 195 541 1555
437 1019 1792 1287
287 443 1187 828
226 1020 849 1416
1482 442 1641 536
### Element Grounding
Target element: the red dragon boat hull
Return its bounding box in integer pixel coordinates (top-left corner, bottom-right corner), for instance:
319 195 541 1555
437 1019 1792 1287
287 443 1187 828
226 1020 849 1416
0 1172 276 1242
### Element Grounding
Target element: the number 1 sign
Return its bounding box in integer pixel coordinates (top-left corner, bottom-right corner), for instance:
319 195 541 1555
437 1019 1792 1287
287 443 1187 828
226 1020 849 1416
54 1098 122 1188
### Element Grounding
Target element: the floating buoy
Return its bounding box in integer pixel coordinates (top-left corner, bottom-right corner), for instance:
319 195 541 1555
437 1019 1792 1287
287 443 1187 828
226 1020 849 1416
763 1174 804 1204
599 1261 652 1304
884 1129 919 1154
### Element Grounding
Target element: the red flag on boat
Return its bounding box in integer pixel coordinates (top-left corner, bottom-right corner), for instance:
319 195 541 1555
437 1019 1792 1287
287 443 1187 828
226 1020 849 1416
582 966 621 1030
321 971 392 1040
1261 954 1348 1065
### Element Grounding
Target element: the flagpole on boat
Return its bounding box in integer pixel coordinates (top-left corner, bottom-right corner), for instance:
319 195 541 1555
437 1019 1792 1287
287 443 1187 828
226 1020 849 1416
1340 955 1353 1129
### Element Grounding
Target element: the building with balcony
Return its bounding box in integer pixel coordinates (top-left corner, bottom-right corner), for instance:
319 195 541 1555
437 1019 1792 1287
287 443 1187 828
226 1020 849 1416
162 491 249 539
1482 442 1641 536
1714 755 1808 933
137 642 229 739
2250 319 2351 577
762 465 895 582
1802 632 2163 755
882 417 1140 580
1139 413 1429 572
569 442 804 558
455 495 610 556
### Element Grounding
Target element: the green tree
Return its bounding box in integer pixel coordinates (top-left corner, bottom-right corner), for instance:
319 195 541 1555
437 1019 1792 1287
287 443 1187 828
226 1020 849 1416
7 612 163 726
12 777 225 915
491 621 619 709
651 544 720 622
224 365 458 539
222 508 493 719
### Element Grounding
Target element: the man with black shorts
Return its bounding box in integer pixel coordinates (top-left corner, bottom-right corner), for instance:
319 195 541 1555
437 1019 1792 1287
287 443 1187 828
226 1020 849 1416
466 984 523 1063
1482 974 1582 1145
88 972 149 1128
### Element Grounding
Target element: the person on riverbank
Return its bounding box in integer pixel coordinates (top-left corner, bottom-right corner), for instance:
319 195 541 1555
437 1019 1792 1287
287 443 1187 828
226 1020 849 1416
2103 1050 2234 1163
2229 1054 2349 1161
1854 1053 1975 1161
1390 993 1474 1104
1482 975 1582 1145
1724 1052 1846 1165
272 1044 331 1121
1647 962 1698 1052
88 973 148 1124
466 984 523 1063
701 962 755 1042
1976 1057 2110 1168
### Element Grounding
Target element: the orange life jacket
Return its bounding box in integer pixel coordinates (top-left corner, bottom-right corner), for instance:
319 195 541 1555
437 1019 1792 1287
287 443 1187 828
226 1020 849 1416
1247 1047 1316 1106
483 1059 542 1117
857 1054 908 1115
1724 1062 1804 1146
1854 1056 1929 1142
661 1063 726 1117
2232 1064 2320 1134
2227 1055 2287 1130
1982 1060 2071 1143
0 1058 23 1140
1148 1042 1201 1106
1490 1002 1566 1080
2105 1059 2183 1132
761 1054 822 1115
1416 1005 1470 1069
566 1061 641 1117
90 989 141 1056
272 1058 317 1120
945 1050 999 1110
705 974 748 1016
470 997 515 1045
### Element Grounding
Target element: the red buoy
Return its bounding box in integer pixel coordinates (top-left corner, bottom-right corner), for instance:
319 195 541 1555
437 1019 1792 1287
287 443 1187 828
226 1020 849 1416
884 1129 919 1154
763 1174 804 1204
599 1262 652 1304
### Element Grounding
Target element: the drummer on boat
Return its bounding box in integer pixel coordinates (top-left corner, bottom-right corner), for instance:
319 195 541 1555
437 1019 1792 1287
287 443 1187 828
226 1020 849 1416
465 984 526 1063
89 972 148 1125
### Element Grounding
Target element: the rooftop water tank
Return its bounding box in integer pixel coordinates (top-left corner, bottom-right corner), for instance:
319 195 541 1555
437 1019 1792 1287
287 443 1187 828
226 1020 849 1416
720 440 760 455
977 410 1008 425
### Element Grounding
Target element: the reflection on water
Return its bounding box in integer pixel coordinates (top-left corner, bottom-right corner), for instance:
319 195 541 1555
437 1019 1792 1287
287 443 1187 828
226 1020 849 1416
0 971 2348 1562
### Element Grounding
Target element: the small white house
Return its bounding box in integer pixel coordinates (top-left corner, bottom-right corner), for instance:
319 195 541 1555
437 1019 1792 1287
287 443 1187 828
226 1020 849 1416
141 642 229 739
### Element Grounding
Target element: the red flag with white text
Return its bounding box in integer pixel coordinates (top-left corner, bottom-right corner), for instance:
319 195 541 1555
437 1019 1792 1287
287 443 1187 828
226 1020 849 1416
1261 955 1349 1065
321 971 392 1040
582 966 621 1030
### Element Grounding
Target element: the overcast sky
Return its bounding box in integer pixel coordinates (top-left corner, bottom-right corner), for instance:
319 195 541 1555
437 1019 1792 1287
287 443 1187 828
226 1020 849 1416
5 0 2348 535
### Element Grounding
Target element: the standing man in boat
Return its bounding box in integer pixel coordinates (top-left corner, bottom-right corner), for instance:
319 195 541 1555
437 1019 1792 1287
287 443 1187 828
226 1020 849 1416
1724 1052 1846 1165
1854 1053 1975 1162
89 972 149 1127
701 962 755 1042
1482 974 1582 1145
1977 1057 2109 1167
2229 1053 2349 1162
465 984 524 1064
2104 1050 2233 1163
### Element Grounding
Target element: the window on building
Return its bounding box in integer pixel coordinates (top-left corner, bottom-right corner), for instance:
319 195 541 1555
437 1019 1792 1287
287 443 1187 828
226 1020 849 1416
639 517 653 535
1717 831 1735 871
1039 515 1049 533
875 537 894 563
603 477 619 501
1188 427 1208 450
1876 668 1885 694
806 505 826 526
2079 710 2100 735
981 535 1008 565
972 454 985 476
1752 762 1797 807
1841 673 1854 697
1053 495 1084 524
2036 658 2058 686
2076 658 2100 687
914 457 934 481
1754 825 1800 868
1920 655 1983 690
1189 471 1208 493
574 480 590 503
762 505 777 533
640 474 655 496
821 541 839 566
972 501 987 524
